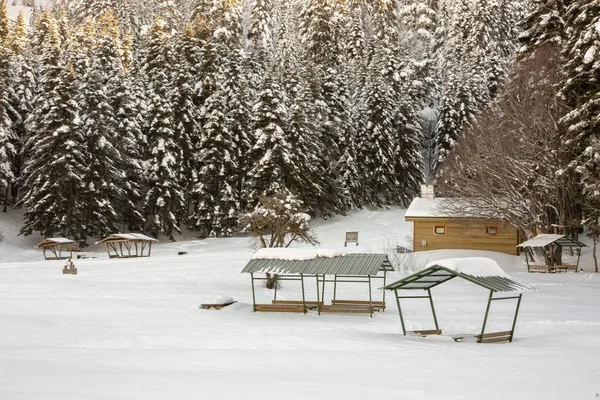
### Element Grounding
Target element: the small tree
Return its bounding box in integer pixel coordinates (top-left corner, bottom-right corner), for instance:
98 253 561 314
241 191 319 288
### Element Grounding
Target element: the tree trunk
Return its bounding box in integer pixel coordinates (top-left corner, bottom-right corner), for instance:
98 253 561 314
3 183 9 213
265 273 278 289
593 235 598 273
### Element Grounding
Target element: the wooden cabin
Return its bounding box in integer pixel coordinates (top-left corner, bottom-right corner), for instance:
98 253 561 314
405 189 520 255
95 233 158 259
36 238 78 260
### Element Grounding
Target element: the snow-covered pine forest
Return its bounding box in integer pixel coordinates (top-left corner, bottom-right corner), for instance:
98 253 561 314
0 0 598 243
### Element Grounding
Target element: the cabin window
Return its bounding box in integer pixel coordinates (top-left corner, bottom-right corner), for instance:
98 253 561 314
434 226 446 235
486 226 498 235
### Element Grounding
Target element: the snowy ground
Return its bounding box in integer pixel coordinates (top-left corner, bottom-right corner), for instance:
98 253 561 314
0 208 599 399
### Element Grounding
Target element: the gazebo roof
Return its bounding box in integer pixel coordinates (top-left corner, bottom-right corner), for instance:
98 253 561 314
517 234 586 248
241 248 393 275
384 257 536 293
35 237 77 248
95 233 158 244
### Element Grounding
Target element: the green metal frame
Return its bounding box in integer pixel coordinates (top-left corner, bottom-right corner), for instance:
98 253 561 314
392 288 439 335
250 270 388 318
384 265 532 343
478 291 523 343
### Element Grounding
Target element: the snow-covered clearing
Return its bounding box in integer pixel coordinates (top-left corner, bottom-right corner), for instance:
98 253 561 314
0 208 599 399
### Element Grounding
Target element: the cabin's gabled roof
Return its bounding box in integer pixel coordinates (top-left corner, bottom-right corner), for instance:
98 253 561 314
242 249 393 276
517 234 586 248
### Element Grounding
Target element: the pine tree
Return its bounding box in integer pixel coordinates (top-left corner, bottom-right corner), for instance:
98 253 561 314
560 0 600 228
518 0 567 58
191 0 247 236
78 11 128 238
143 18 185 240
21 20 88 239
243 73 291 207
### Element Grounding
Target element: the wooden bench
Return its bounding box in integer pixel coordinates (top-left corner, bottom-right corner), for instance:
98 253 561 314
406 329 442 336
200 301 237 310
331 300 386 311
476 330 513 343
272 300 323 310
529 264 578 273
254 304 306 313
320 304 373 313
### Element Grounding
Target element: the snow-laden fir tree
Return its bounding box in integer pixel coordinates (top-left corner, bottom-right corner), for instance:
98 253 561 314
4 10 34 205
143 18 186 240
243 72 292 206
78 11 137 238
191 0 250 236
171 25 200 199
518 0 567 59
560 0 600 238
20 19 88 239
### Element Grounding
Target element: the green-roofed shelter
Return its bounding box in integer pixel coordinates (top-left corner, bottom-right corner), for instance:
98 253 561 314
241 249 394 317
383 257 536 343
517 234 586 273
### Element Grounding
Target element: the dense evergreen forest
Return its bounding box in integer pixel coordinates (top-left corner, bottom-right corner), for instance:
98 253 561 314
0 0 598 243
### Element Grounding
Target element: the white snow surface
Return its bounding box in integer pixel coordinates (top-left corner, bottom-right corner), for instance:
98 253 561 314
252 247 343 260
0 208 599 399
425 257 510 277
404 197 456 218
517 233 568 248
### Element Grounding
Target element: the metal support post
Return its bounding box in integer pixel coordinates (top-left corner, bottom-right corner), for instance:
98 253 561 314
300 273 306 314
479 290 494 343
368 275 373 318
383 270 387 304
427 288 439 331
333 275 337 301
509 294 523 342
394 289 406 335
316 275 321 315
250 273 256 312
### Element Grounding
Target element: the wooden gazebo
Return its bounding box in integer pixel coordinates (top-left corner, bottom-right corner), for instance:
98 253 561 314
242 248 394 317
36 238 78 260
517 234 586 273
384 257 536 343
95 233 158 259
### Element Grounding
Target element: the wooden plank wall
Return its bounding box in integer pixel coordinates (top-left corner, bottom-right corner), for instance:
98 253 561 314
409 218 519 255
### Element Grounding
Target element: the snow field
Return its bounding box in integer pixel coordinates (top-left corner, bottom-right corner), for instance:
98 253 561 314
0 208 599 399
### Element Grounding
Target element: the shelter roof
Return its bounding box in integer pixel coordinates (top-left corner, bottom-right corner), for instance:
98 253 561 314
36 237 77 248
242 250 393 275
384 257 535 293
517 234 586 248
95 233 158 244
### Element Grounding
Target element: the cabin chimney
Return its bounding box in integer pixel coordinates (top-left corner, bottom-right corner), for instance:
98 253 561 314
421 184 435 199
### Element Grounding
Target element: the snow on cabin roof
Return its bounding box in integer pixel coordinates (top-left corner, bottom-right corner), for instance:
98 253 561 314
404 197 458 218
35 237 77 248
384 257 536 293
95 233 158 244
517 234 586 248
243 249 393 275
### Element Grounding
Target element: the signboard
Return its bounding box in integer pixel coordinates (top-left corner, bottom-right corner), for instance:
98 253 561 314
344 231 359 247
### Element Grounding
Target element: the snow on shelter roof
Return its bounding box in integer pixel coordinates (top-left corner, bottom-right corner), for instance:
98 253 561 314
242 249 393 275
95 233 158 244
35 237 77 248
517 234 586 248
384 257 536 293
